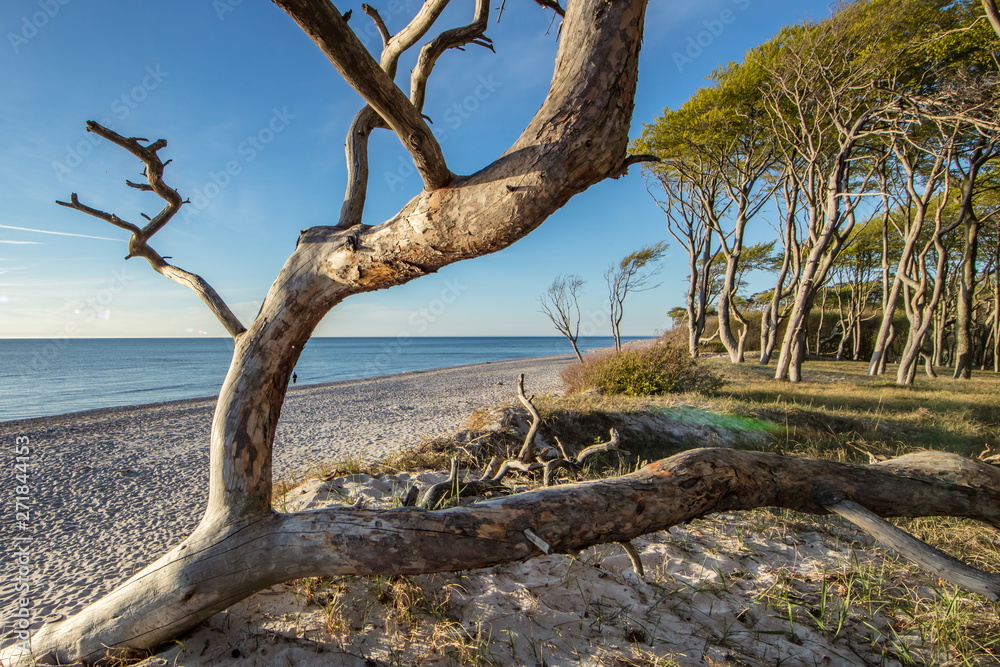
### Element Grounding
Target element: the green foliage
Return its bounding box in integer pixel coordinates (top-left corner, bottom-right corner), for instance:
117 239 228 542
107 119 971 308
562 345 725 397
615 241 669 273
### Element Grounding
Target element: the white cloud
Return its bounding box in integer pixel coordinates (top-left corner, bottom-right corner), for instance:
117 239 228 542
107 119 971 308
0 224 123 242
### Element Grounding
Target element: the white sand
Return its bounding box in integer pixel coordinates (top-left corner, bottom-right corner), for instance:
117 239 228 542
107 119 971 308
0 356 569 628
0 352 958 665
132 472 917 667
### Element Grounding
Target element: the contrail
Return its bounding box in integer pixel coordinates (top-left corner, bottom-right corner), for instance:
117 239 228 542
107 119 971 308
0 224 122 242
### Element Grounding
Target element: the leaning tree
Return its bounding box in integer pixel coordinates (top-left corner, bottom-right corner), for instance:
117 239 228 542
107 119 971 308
8 0 1000 664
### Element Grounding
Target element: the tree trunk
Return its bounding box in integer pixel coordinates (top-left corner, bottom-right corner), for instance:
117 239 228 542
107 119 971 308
954 214 980 379
13 447 1000 665
12 0 653 661
897 241 950 386
759 301 775 364
717 286 743 363
994 265 1000 372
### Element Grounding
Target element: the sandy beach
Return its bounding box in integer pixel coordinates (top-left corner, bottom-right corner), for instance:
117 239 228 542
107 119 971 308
0 355 571 630
0 350 961 666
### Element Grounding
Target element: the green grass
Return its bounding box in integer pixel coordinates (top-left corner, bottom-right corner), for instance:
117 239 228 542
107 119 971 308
274 356 1000 666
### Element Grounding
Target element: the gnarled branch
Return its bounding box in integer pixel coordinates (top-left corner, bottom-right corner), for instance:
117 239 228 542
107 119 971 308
516 373 542 462
56 123 246 339
411 0 491 113
361 3 389 48
13 447 1000 665
338 0 454 228
273 0 452 190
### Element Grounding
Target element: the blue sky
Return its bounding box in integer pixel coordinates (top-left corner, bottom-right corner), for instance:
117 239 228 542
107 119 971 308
0 0 833 339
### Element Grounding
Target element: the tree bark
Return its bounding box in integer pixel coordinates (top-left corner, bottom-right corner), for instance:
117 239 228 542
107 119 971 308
954 162 987 379
11 447 1000 665
15 0 651 662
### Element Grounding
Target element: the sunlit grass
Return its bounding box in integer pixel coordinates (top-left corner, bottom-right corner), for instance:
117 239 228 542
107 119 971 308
272 356 1000 666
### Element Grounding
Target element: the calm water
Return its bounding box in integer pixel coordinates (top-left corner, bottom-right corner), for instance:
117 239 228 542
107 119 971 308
0 336 643 421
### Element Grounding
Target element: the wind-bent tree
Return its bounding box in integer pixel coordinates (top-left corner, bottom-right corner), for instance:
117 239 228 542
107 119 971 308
9 1 1000 664
11 0 658 661
952 140 998 378
759 169 803 365
758 4 903 383
868 124 957 377
643 172 718 357
539 274 586 362
637 61 776 364
828 223 882 360
605 241 668 352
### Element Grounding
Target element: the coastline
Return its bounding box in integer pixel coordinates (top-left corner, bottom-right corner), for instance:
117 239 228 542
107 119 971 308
0 354 574 632
0 336 647 423
0 352 578 428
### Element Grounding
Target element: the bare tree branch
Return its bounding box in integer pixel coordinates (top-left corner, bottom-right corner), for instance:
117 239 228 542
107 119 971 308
361 3 389 48
273 0 452 190
531 0 565 18
55 122 247 339
381 0 453 76
338 0 454 228
516 373 543 463
612 153 659 178
83 121 183 240
827 499 1000 601
338 105 384 228
56 193 140 236
411 0 491 113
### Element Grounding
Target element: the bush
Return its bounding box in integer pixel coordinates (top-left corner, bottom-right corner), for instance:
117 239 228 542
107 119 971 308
562 344 725 397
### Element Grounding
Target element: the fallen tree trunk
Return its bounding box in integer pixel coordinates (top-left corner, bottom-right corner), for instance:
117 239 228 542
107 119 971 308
10 447 1000 665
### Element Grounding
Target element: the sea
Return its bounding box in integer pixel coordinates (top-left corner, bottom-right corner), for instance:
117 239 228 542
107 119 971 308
0 336 645 422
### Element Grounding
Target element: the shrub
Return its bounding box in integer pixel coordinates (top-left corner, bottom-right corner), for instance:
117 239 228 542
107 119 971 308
562 344 725 396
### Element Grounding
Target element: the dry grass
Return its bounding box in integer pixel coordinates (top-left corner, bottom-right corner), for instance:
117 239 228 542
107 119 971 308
266 357 1000 666
561 344 725 396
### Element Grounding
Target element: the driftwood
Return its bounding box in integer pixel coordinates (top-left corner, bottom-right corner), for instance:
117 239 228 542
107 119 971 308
9 447 1000 665
515 374 543 462
412 426 622 510
13 0 1000 662
407 374 622 510
826 499 1000 601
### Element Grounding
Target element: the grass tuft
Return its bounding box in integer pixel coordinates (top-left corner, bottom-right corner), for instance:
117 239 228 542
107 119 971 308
561 344 725 397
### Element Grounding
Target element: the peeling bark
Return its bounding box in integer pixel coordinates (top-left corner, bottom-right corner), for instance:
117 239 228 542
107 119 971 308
19 0 649 662
12 448 1000 665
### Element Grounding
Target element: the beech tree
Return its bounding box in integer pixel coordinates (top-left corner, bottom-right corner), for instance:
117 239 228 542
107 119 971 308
8 1 1000 665
637 61 776 364
643 173 718 357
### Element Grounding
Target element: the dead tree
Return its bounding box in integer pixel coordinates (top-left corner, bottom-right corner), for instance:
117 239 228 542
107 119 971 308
7 1 1000 664
539 275 586 363
9 0 652 662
